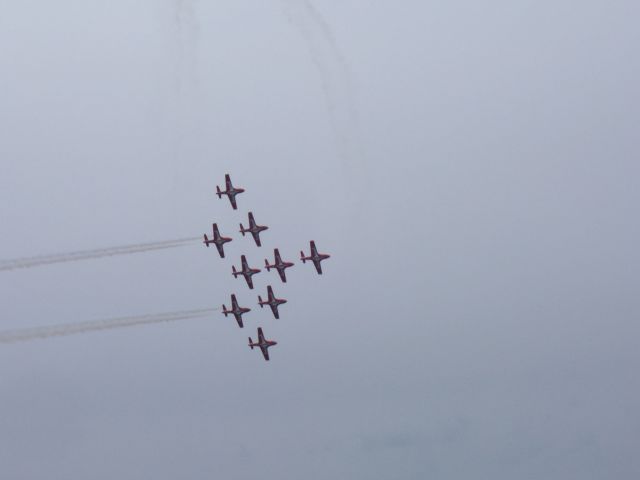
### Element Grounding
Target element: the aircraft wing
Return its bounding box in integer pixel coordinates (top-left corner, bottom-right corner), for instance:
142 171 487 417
278 269 287 283
310 241 318 257
234 313 244 328
248 212 256 229
313 259 323 274
216 243 225 258
225 174 232 191
229 195 238 210
251 231 262 247
245 275 254 289
213 224 221 240
270 304 280 319
257 327 265 342
261 345 270 361
231 294 239 309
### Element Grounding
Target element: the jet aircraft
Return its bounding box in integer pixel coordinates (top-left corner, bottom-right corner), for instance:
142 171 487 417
222 294 251 328
300 240 331 274
258 285 287 319
203 223 232 258
264 248 294 283
239 212 268 247
248 327 277 361
232 255 261 289
216 174 245 210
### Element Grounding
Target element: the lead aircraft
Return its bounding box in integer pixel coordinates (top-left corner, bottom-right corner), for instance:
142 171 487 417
232 255 261 289
216 174 244 210
239 212 268 247
248 327 277 361
300 240 331 274
264 248 294 283
203 223 232 258
222 294 251 328
258 285 287 319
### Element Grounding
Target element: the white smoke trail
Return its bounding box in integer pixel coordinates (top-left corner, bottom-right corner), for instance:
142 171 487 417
0 237 200 272
0 308 217 344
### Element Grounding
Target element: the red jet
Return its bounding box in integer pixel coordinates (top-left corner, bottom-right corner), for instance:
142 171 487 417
300 240 331 274
203 223 232 258
222 294 251 328
216 174 245 210
258 285 287 319
232 255 261 289
239 212 268 247
264 248 294 283
248 327 277 361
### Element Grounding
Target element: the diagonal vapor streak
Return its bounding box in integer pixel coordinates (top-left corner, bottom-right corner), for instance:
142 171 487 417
173 0 198 96
0 237 200 272
0 308 218 344
282 0 361 169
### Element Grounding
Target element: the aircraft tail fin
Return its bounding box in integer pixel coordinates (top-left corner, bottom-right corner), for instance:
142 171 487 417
232 265 237 276
248 337 254 349
239 224 245 236
216 185 223 198
203 234 209 246
300 251 306 263
222 305 227 316
258 296 263 307
264 259 270 270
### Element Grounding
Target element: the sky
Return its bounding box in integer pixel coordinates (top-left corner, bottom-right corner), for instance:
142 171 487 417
0 1 639 478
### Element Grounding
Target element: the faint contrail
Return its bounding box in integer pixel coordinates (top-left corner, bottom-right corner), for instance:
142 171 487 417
282 0 361 170
169 0 200 191
0 308 217 344
173 0 198 96
0 237 200 272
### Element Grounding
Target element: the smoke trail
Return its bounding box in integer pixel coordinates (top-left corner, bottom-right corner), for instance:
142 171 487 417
282 0 362 171
169 0 200 191
0 237 200 272
302 0 358 125
0 308 217 344
173 0 198 97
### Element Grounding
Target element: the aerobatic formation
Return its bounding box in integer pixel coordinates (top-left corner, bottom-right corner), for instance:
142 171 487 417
0 172 330 356
207 173 330 361
0 173 328 353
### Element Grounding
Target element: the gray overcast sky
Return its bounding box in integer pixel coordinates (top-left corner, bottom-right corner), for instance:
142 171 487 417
1 1 639 478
